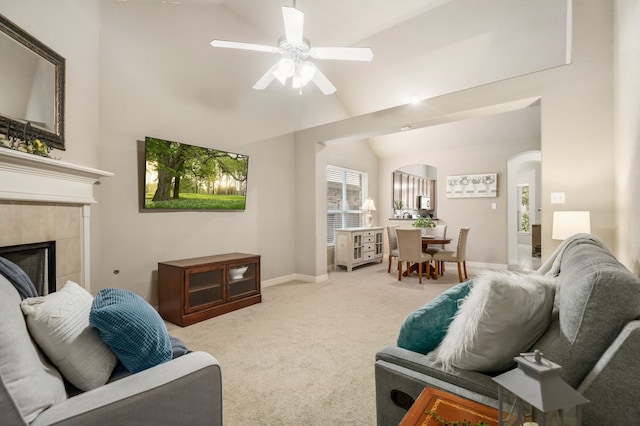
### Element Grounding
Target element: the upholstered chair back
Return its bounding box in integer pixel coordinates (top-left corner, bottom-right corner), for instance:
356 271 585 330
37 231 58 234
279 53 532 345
386 226 398 252
455 227 470 260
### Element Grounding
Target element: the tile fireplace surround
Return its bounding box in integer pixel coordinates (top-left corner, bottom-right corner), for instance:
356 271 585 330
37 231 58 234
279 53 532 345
0 148 112 292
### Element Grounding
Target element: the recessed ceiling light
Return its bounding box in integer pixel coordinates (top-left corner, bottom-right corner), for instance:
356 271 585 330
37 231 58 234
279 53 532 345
400 126 412 131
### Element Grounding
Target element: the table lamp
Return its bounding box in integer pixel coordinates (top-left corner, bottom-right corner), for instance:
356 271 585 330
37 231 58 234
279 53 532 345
362 197 376 228
551 211 591 240
493 350 589 426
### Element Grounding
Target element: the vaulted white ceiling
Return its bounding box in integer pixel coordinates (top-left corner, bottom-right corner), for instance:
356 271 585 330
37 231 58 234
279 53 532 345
111 0 567 145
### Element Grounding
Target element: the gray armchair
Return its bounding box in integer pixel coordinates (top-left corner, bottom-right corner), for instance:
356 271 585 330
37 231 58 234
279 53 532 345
376 235 640 425
1 272 223 426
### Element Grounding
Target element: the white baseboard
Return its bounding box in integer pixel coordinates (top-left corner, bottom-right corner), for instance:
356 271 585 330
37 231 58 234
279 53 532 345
467 261 508 271
262 273 329 288
263 263 508 288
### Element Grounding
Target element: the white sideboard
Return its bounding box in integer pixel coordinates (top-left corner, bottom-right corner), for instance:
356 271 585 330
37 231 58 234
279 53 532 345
335 227 384 272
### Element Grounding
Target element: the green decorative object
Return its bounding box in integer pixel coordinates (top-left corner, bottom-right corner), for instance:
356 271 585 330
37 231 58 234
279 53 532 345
393 200 404 210
412 216 436 229
425 411 489 426
0 136 53 158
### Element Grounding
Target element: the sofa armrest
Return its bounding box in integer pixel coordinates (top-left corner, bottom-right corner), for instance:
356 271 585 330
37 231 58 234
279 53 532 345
577 320 640 424
376 346 500 397
31 352 222 426
375 346 499 426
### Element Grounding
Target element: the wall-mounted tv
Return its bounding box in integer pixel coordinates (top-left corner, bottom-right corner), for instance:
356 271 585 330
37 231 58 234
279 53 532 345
143 136 248 211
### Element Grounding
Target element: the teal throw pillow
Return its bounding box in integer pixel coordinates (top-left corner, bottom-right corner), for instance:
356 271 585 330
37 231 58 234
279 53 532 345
397 280 473 355
90 288 172 373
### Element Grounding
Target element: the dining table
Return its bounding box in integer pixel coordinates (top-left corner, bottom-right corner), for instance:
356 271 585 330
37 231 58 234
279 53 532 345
404 236 452 280
421 236 452 251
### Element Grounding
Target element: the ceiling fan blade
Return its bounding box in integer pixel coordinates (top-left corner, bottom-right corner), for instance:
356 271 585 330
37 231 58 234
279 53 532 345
253 63 279 90
253 62 278 90
210 39 278 53
282 6 304 44
310 47 374 62
311 68 337 95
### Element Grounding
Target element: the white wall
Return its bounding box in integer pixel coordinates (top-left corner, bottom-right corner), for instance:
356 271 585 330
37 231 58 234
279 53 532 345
91 1 353 300
326 139 380 220
1 0 105 293
5 0 635 299
0 0 100 167
297 0 615 275
311 106 541 267
614 0 640 274
325 138 380 269
378 110 540 266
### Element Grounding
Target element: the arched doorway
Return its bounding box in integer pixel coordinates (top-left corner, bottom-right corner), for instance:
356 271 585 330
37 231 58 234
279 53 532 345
507 151 541 270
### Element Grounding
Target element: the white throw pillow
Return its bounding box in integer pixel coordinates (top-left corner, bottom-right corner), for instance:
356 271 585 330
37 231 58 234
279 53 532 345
21 281 118 391
0 275 66 423
430 270 556 372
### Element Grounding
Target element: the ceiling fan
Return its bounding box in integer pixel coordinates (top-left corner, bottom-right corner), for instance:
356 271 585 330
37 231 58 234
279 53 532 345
210 4 373 95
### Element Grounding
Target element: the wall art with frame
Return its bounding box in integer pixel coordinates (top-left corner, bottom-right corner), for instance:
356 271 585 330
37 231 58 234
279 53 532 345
446 173 497 198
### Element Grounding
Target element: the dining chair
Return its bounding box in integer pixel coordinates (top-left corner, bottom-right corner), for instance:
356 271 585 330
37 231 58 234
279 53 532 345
396 228 433 284
386 226 399 273
424 225 447 255
424 224 447 274
433 227 470 282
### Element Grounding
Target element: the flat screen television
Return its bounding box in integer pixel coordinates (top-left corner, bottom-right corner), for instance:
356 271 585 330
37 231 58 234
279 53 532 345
143 136 248 211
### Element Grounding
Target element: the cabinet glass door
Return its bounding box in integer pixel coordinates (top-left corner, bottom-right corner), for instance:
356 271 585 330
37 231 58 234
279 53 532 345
375 231 384 255
352 233 363 262
185 267 224 313
227 261 259 301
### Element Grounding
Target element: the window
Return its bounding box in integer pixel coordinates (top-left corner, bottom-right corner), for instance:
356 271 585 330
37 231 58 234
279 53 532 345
518 184 530 233
327 165 367 245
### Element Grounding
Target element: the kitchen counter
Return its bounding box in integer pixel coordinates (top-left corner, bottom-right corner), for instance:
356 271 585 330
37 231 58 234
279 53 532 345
388 218 440 221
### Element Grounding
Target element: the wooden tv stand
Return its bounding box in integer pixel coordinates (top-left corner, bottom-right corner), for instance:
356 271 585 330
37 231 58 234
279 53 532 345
158 253 261 326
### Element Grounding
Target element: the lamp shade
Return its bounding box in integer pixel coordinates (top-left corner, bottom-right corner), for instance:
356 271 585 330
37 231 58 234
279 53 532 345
552 211 590 240
362 197 376 211
362 197 376 227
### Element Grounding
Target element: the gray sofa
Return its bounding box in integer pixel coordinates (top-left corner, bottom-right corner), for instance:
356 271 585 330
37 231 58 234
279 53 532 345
0 272 223 426
375 234 640 425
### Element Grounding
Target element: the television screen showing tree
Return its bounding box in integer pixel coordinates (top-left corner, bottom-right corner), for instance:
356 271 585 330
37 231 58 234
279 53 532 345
144 136 248 210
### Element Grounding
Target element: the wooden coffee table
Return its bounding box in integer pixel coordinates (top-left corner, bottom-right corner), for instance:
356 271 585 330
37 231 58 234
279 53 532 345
400 387 500 426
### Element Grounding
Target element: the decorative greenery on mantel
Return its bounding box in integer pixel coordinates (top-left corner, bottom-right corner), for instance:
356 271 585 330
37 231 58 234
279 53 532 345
0 134 55 158
412 215 436 228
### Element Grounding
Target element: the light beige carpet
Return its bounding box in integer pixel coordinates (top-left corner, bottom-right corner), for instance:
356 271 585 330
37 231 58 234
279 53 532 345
167 262 475 426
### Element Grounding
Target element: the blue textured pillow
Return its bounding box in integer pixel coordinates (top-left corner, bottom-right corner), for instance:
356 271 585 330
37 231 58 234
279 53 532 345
90 288 172 373
397 280 473 355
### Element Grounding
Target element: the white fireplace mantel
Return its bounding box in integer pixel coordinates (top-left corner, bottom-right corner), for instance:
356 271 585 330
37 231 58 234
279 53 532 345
0 148 114 293
0 148 114 204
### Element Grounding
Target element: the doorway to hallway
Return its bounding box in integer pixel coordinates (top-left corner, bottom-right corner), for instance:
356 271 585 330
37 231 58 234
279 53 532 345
507 150 541 270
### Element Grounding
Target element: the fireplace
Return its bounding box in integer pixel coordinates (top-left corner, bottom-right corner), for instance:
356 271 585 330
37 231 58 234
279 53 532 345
0 241 56 296
0 148 113 293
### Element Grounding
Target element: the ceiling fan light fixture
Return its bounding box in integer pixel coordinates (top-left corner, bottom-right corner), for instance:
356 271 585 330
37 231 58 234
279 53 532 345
210 5 373 95
273 58 296 84
292 61 316 88
278 58 296 76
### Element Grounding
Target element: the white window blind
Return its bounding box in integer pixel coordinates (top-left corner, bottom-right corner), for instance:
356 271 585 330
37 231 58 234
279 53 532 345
327 165 367 245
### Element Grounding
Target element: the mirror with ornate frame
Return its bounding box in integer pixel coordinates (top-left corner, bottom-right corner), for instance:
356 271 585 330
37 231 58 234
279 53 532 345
0 14 65 150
